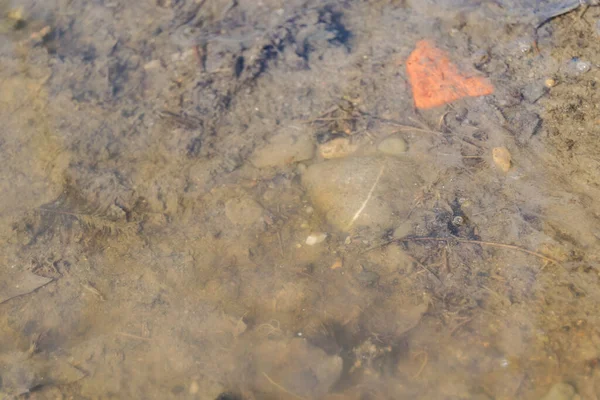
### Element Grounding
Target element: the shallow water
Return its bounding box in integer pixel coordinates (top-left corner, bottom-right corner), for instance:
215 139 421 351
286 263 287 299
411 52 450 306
1 0 600 399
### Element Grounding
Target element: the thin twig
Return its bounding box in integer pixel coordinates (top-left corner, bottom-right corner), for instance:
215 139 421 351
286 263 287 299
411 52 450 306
389 124 443 136
38 208 83 217
297 270 325 283
81 282 105 301
116 332 152 341
262 372 307 400
307 117 356 122
443 247 450 273
277 231 284 258
461 239 560 266
397 237 561 267
346 164 385 230
438 112 449 131
411 351 428 378
303 105 338 123
405 253 441 283
449 317 473 336
482 284 507 302
408 116 432 131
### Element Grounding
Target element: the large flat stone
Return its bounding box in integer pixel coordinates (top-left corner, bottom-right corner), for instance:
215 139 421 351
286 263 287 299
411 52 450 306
302 157 419 231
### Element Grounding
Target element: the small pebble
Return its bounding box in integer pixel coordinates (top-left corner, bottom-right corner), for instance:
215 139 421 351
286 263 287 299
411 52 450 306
378 136 408 156
189 381 199 395
143 60 161 70
250 131 315 168
575 60 591 73
544 78 557 88
517 40 532 54
492 147 511 173
452 216 464 226
565 58 591 76
305 232 327 245
319 137 358 159
330 258 343 270
225 197 263 225
541 382 577 400
522 82 548 103
296 163 308 174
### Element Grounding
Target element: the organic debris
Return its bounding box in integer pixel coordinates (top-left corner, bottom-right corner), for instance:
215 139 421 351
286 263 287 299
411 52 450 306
406 40 494 109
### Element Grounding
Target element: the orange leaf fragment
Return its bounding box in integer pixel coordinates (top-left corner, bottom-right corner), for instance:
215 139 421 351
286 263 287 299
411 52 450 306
406 40 494 109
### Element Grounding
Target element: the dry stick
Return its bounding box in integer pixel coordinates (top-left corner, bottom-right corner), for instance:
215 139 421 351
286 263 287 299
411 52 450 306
397 237 561 267
262 372 307 400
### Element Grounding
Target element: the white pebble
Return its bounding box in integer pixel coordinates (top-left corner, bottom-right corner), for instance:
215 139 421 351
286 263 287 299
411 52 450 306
566 58 591 76
305 232 327 245
576 60 591 73
517 41 532 54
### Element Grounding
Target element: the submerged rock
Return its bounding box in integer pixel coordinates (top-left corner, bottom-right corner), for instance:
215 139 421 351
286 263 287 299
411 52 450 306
252 338 342 399
363 298 427 338
225 196 263 226
378 136 408 156
319 137 359 159
541 382 577 400
301 157 419 231
250 130 315 168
